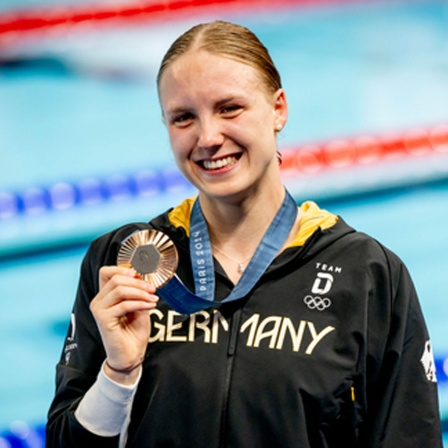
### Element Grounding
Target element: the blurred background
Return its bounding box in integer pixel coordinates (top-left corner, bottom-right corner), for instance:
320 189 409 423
1 0 447 445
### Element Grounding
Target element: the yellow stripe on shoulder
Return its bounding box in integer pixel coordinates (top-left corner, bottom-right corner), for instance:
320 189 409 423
167 198 337 245
167 196 197 237
290 201 338 247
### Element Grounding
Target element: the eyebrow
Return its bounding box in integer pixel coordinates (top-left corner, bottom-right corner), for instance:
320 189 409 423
167 95 244 115
214 95 244 108
164 106 191 117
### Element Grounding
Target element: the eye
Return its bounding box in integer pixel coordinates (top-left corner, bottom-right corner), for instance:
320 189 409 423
172 112 194 128
221 104 243 117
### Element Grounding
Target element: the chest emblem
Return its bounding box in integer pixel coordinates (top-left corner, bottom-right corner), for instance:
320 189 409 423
303 265 341 312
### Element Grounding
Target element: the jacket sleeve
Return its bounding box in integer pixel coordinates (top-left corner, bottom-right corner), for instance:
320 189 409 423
46 239 120 447
365 249 443 447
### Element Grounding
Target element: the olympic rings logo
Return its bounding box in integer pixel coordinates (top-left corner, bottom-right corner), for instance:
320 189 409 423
304 295 332 311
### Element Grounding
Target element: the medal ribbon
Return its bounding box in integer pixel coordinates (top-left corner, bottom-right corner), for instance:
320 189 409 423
158 189 297 314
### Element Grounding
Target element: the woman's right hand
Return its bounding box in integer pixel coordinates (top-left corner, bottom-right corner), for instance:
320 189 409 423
90 266 158 384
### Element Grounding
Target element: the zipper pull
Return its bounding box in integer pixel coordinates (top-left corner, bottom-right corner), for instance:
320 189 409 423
350 386 356 402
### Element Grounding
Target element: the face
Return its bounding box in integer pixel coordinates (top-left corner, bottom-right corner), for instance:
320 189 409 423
158 50 288 203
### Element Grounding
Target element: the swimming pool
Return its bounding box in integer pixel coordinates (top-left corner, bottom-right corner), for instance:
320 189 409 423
1 0 447 444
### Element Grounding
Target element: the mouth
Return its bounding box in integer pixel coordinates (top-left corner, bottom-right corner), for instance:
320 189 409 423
199 154 241 171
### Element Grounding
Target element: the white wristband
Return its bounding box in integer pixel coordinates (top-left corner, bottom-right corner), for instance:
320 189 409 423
75 361 142 437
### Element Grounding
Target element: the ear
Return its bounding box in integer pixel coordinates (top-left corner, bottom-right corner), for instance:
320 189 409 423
273 88 288 133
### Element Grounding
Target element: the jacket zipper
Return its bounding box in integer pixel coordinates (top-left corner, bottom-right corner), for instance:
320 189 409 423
219 305 243 447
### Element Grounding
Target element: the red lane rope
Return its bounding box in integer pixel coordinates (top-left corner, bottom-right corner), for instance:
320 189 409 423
280 124 448 176
0 0 363 43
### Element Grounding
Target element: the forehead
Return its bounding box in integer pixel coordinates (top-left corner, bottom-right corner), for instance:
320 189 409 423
159 50 266 102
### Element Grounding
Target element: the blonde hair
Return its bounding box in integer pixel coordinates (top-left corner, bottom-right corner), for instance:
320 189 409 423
157 20 282 95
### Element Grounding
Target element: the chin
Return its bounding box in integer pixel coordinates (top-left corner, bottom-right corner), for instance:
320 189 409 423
200 185 251 203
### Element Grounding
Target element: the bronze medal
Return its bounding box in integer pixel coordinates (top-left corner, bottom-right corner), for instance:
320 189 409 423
117 229 178 289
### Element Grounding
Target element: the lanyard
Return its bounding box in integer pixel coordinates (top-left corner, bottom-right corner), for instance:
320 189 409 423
158 189 297 314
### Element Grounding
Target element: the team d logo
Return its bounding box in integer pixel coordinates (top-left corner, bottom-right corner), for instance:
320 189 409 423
311 273 333 295
304 273 334 311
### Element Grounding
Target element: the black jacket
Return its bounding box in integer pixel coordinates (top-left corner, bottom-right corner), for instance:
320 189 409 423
47 200 443 447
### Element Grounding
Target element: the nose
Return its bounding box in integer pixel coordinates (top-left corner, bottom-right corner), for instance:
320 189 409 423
197 117 224 150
